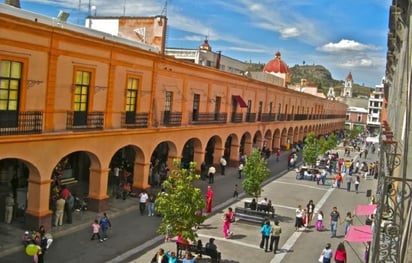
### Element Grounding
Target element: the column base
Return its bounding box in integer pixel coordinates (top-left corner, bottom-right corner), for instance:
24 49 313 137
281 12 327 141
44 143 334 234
87 198 109 212
25 212 52 231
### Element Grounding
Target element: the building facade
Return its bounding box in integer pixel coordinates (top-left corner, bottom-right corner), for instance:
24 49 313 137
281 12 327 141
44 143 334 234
345 106 368 131
371 0 412 262
367 80 384 134
0 4 347 230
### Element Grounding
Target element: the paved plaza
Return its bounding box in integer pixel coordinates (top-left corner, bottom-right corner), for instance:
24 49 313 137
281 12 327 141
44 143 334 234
126 149 378 263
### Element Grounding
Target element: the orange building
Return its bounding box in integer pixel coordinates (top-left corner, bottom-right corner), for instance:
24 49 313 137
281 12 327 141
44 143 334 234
0 4 347 230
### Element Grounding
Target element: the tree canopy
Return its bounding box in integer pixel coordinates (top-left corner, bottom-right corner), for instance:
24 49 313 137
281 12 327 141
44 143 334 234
242 149 271 201
155 160 206 242
303 132 339 166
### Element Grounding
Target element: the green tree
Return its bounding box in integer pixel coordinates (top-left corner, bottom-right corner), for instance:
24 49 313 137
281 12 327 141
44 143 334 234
155 160 206 242
325 133 338 151
302 132 319 167
242 149 270 201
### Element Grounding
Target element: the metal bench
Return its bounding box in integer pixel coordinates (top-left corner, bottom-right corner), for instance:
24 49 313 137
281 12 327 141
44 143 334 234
176 242 221 262
243 202 275 218
234 207 270 224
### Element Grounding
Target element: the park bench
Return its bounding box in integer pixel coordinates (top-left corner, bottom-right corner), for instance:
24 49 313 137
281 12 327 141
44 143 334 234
176 242 221 262
244 201 275 218
234 207 270 224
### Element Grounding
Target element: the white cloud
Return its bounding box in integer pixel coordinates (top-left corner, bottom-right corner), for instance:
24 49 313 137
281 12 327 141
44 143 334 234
279 27 301 39
340 58 373 68
318 39 378 52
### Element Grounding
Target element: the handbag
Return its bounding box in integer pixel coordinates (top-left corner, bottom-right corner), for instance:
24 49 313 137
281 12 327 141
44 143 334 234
318 255 324 262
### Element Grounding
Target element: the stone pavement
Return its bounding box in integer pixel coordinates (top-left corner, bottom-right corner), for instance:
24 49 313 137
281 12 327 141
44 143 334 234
128 147 378 263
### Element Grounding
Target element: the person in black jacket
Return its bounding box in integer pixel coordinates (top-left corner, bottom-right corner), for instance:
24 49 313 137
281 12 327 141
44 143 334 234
151 248 168 263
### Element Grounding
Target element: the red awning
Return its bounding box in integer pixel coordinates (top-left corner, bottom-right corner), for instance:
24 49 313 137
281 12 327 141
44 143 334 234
345 225 372 243
232 95 248 108
355 204 377 216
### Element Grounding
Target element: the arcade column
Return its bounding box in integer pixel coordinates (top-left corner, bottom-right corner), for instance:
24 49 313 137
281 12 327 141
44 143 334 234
25 178 53 230
87 168 110 212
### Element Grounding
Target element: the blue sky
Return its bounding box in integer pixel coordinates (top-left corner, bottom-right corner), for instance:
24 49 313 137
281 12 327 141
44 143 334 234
18 0 390 87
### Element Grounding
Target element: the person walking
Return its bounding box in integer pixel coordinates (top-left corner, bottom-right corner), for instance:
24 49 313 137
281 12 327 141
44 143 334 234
334 242 347 263
346 173 352 192
54 196 65 226
233 184 239 199
316 211 324 231
138 190 149 215
219 156 227 176
259 220 272 252
147 192 156 216
208 165 216 184
295 205 304 231
320 243 333 263
306 200 315 227
330 206 341 238
151 248 168 263
99 212 112 241
222 213 231 239
354 175 361 193
4 193 14 224
342 212 353 235
206 185 214 213
90 219 101 241
238 163 243 179
270 220 282 254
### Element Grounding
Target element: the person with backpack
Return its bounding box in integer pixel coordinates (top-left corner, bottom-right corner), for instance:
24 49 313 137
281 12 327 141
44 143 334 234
99 213 112 241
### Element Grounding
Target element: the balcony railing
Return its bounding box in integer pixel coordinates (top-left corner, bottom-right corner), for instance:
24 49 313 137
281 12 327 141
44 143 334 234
245 112 256 122
190 112 227 125
260 113 277 122
0 111 43 136
121 112 149 128
162 111 182 126
231 112 243 123
66 111 104 130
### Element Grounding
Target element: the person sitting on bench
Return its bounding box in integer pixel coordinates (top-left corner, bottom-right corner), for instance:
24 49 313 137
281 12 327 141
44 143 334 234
250 198 257 210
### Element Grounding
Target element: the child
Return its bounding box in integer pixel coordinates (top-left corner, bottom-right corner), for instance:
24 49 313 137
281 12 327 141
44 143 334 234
164 224 172 242
316 211 324 231
233 184 239 199
91 219 101 241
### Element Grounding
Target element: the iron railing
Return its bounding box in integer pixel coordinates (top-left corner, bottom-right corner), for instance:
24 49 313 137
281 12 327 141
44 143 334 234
0 111 43 135
162 111 182 126
121 112 149 128
66 111 104 130
190 112 227 125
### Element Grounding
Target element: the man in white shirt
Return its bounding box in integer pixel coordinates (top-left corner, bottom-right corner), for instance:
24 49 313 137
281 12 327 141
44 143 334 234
208 165 216 184
219 156 227 176
138 190 149 215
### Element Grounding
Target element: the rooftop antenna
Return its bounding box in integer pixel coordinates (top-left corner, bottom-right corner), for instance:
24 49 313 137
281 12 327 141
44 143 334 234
123 0 126 16
161 0 168 17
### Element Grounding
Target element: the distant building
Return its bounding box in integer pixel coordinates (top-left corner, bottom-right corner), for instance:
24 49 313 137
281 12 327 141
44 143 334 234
165 37 248 76
288 79 326 98
367 78 384 134
263 51 291 87
327 87 336 100
341 72 353 97
345 106 368 130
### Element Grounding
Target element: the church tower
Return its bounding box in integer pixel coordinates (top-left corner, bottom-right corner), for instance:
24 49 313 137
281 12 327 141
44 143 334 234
342 72 353 97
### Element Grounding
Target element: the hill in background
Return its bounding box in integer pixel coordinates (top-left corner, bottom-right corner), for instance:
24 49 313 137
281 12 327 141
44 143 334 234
245 63 373 97
289 64 373 97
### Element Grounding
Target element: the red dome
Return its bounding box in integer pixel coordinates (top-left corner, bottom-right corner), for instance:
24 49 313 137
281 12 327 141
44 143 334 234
263 51 289 74
199 37 212 51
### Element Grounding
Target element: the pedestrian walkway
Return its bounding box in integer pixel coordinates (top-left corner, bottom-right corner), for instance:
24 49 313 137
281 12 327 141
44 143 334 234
0 144 379 263
128 145 379 263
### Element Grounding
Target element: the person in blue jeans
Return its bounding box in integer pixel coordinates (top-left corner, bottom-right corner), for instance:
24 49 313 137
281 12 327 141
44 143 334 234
320 243 333 263
330 207 341 238
259 220 272 252
99 213 111 241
